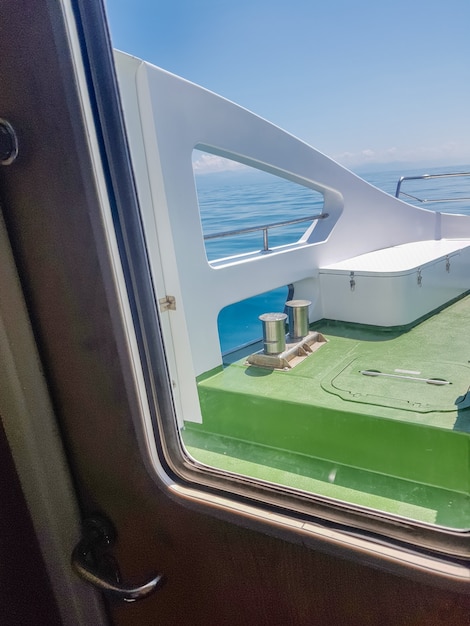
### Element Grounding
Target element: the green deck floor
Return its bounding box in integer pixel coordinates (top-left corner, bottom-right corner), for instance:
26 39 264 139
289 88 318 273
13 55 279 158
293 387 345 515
183 294 470 528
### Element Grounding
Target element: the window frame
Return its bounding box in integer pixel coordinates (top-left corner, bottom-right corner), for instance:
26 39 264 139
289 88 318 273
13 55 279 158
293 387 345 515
72 0 470 592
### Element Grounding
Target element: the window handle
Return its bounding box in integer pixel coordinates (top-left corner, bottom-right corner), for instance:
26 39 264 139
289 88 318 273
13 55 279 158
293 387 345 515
72 514 164 602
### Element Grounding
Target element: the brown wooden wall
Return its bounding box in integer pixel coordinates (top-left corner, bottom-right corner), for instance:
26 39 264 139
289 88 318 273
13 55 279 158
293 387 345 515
1 2 470 625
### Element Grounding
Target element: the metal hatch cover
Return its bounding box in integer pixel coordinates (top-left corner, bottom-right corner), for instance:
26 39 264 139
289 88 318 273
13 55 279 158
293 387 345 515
321 358 470 413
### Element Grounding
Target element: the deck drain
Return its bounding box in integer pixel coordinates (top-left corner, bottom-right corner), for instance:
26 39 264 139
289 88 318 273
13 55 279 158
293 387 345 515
360 370 451 385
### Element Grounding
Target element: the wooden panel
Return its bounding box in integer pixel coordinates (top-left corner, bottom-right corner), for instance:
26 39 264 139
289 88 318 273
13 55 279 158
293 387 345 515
0 1 469 624
0 420 61 626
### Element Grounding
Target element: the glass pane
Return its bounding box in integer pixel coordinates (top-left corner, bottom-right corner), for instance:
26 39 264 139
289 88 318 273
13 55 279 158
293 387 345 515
111 37 470 550
182 163 470 534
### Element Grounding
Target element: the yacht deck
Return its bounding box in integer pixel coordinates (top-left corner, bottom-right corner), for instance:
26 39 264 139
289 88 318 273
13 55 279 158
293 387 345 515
183 293 470 528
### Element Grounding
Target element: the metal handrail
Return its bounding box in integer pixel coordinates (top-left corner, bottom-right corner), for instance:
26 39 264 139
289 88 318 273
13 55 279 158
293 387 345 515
395 171 470 204
203 212 328 252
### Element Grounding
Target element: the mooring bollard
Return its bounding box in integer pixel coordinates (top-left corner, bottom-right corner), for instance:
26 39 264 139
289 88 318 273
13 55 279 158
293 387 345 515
259 312 287 355
285 299 311 341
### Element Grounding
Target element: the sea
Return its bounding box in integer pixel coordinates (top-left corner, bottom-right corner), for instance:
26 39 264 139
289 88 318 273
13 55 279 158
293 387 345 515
194 163 470 354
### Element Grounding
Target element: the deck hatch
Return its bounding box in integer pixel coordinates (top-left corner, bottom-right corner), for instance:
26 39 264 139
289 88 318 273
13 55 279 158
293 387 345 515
322 358 470 413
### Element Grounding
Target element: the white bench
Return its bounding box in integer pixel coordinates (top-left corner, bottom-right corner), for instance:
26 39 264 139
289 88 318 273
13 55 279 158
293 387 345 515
319 239 470 326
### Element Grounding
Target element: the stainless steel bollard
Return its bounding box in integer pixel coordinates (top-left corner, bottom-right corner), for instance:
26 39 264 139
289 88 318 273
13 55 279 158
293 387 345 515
259 313 287 354
285 299 311 341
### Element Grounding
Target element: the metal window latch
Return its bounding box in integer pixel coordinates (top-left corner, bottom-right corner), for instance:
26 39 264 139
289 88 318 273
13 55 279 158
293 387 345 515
72 515 164 603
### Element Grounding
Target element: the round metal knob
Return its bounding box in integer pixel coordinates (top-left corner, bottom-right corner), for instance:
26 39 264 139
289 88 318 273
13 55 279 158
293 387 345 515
0 119 18 165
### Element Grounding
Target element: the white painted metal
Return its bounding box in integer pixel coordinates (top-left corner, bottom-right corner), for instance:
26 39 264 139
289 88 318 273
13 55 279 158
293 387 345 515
114 51 470 423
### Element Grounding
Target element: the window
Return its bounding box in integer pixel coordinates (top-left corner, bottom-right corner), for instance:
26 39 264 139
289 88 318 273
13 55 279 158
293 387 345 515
114 49 470 565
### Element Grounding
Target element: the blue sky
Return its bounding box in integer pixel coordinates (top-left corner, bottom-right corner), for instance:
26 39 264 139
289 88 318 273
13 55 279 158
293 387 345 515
105 0 469 170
